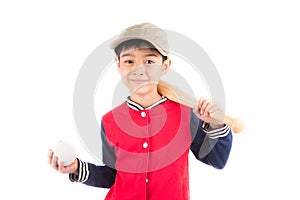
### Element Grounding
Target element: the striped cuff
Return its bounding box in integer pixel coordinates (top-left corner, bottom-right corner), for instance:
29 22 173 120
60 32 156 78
69 159 89 183
202 122 230 139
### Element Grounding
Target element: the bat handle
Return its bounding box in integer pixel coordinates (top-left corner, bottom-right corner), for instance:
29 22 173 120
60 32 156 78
210 112 245 133
224 115 245 133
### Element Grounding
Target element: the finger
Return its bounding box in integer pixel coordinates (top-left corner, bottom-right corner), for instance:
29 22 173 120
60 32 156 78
208 104 218 115
51 156 59 171
58 161 66 173
193 105 200 116
201 100 212 116
197 97 205 114
47 149 53 164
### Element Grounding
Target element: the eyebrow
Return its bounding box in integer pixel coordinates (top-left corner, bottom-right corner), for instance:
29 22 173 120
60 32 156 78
144 53 158 57
121 53 134 58
121 53 158 58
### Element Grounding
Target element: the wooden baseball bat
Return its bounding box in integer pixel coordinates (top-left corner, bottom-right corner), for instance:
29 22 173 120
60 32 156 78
157 80 245 133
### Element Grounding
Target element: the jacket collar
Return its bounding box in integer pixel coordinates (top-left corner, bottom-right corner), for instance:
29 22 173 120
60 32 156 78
126 96 168 111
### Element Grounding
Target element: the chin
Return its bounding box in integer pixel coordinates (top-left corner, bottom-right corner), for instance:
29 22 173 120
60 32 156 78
131 84 156 96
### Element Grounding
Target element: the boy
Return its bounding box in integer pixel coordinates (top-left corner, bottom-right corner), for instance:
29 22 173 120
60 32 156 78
48 23 232 200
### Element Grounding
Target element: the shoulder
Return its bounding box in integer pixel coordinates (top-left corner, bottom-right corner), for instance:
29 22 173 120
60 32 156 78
163 99 191 114
163 99 189 108
102 102 127 123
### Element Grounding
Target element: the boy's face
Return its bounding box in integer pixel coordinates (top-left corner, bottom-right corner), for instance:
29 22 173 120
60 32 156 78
116 48 171 96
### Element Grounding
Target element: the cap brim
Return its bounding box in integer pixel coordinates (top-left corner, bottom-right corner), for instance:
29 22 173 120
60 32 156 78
110 36 168 57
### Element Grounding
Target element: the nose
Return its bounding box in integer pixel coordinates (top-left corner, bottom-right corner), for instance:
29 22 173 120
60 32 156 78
132 65 146 76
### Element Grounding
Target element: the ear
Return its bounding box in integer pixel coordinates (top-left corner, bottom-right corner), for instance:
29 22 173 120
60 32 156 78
115 57 121 73
162 58 171 75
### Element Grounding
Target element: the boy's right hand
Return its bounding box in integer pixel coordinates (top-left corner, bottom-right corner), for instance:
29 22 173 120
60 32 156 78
48 149 78 174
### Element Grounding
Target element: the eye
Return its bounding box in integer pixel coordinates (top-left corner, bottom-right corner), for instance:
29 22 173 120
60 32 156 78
124 60 133 64
145 60 154 64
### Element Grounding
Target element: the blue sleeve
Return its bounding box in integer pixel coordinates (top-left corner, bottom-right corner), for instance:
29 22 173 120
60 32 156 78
70 122 117 188
69 159 116 188
83 163 116 188
84 122 117 188
190 109 233 169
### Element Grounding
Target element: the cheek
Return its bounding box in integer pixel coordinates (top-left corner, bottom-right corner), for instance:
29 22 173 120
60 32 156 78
147 68 163 81
118 68 130 78
120 71 129 84
117 68 128 83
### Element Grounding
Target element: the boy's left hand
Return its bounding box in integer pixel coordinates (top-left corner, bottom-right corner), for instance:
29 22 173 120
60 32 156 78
193 97 224 129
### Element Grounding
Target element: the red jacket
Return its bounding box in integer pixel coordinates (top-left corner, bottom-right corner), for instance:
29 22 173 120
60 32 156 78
70 98 232 200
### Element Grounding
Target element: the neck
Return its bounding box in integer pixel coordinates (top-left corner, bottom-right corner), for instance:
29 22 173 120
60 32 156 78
130 89 162 108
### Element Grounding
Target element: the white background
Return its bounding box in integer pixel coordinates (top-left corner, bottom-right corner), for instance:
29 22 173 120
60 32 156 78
1 0 299 199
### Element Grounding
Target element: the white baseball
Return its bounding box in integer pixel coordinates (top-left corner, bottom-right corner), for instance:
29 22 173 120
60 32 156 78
52 141 77 166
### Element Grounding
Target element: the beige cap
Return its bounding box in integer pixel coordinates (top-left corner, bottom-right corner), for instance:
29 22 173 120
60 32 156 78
110 23 169 56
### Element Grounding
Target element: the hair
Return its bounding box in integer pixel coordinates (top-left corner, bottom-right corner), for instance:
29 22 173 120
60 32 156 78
114 39 168 62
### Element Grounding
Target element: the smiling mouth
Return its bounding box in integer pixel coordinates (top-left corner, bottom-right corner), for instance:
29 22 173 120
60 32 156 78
129 79 149 84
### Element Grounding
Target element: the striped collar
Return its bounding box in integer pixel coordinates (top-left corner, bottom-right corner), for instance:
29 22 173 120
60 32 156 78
126 96 168 111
